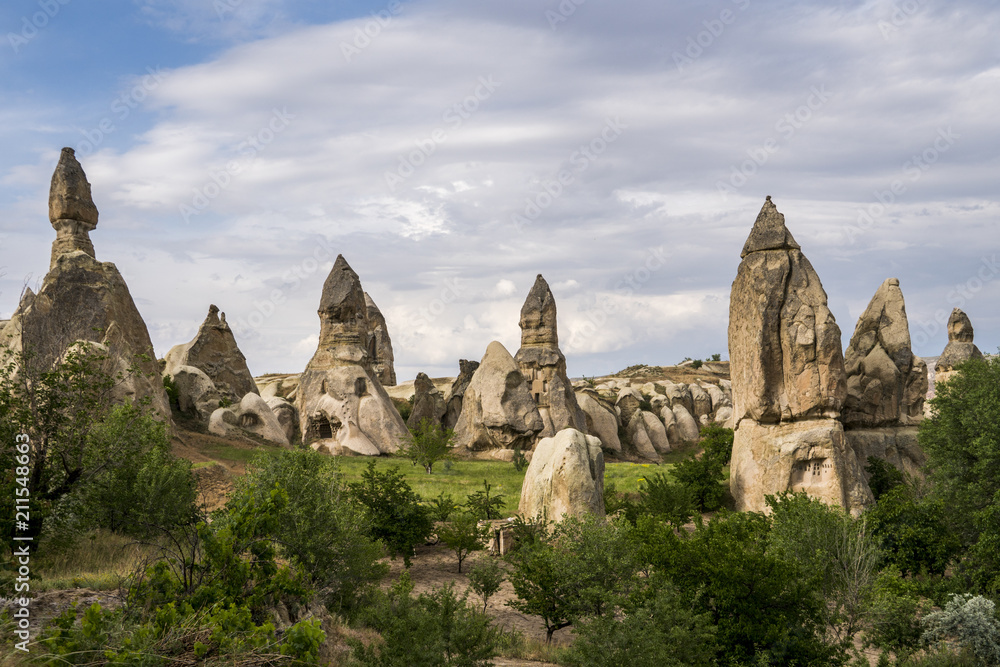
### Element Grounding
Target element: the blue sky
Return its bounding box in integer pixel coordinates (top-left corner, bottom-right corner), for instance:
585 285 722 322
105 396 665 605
2 0 999 381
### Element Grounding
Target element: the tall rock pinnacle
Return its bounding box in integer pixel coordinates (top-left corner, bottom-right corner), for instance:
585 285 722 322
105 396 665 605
48 147 99 268
519 274 559 347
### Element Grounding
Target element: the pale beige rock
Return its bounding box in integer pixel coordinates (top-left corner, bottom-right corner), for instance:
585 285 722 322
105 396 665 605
165 305 257 404
640 411 671 454
845 427 925 481
842 279 926 427
672 404 700 443
515 275 586 438
297 255 408 453
257 373 300 401
730 418 872 514
266 396 299 443
615 387 643 425
576 390 622 454
714 406 734 426
170 365 222 421
364 292 396 387
626 412 661 461
661 383 693 414
688 383 712 419
210 392 289 446
407 371 446 430
703 383 730 412
454 341 543 451
518 428 605 522
729 198 846 424
936 308 983 385
660 406 678 442
48 148 98 269
444 360 478 430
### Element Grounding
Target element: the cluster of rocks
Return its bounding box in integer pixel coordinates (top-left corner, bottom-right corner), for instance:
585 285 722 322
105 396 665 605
727 197 982 514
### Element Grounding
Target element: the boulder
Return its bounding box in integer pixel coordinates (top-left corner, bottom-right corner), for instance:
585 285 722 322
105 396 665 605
170 365 222 421
257 373 301 401
703 383 730 412
842 279 926 427
688 383 712 419
672 404 701 443
164 304 257 404
297 255 408 454
407 371 447 430
661 383 693 414
660 405 678 442
443 359 479 430
2 149 170 420
454 341 543 452
514 275 586 437
615 387 643 425
640 411 671 454
626 412 661 461
576 390 623 454
518 428 605 522
714 406 734 426
210 392 289 446
364 292 396 387
266 397 299 443
845 427 925 481
935 308 984 386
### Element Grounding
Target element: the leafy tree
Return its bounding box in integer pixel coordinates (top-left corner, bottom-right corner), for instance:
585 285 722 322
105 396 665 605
671 425 733 512
437 512 488 573
922 594 1000 665
920 354 1000 592
228 450 387 612
863 566 926 662
636 472 694 528
465 480 505 521
349 461 433 567
349 573 501 667
865 456 906 501
467 556 505 613
428 492 460 523
401 418 455 473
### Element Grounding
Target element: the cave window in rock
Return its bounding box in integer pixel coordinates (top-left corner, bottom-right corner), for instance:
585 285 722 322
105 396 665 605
240 413 259 428
309 415 340 441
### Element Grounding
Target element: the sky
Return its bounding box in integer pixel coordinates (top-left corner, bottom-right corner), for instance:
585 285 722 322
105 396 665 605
1 0 998 382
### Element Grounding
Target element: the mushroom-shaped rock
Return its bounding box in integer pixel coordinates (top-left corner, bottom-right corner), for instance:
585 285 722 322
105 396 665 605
49 147 98 268
842 279 926 427
365 292 396 387
514 275 586 438
407 372 447 430
454 341 544 452
297 255 408 453
936 309 984 383
518 428 605 522
576 390 622 454
210 393 289 446
164 304 258 404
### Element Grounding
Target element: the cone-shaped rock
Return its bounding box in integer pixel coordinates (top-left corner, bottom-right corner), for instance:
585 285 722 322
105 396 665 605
443 359 479 430
2 150 170 420
48 147 99 269
297 255 408 454
937 308 983 375
164 305 258 404
454 341 543 452
843 279 927 427
364 292 396 387
407 372 446 430
514 275 586 438
729 198 868 514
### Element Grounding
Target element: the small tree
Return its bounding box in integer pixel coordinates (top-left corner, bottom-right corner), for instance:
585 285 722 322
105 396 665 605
438 512 488 573
401 418 454 474
671 426 733 512
467 556 505 613
348 461 433 567
922 594 1000 664
466 480 505 521
637 472 695 528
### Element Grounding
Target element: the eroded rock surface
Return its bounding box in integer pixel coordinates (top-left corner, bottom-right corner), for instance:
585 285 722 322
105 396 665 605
164 305 257 404
518 428 605 522
407 371 446 430
935 308 983 386
365 292 396 387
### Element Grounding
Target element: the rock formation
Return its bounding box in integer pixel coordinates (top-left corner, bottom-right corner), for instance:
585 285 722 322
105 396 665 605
518 428 605 522
296 255 408 454
576 390 622 454
935 308 984 386
843 279 926 428
407 371 446 430
209 393 289 446
443 359 478 430
266 397 299 443
365 292 396 387
170 365 222 421
454 341 543 452
514 275 586 438
2 148 170 420
164 304 257 404
729 197 869 514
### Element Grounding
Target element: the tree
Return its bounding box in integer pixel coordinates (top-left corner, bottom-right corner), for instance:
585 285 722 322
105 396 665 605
922 594 1000 665
348 461 433 567
465 480 505 521
437 512 488 573
467 556 505 613
920 354 1000 592
671 425 733 512
401 418 455 473
636 472 694 528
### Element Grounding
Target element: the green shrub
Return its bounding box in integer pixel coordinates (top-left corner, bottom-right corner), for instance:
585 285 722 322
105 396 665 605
637 472 694 528
465 480 505 521
348 461 433 567
670 426 733 512
467 556 505 613
401 418 455 473
438 512 488 573
922 594 1000 665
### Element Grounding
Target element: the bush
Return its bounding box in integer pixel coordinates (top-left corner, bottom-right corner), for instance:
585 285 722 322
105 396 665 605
437 512 488 573
401 418 455 473
467 556 505 613
348 461 433 567
636 472 694 528
922 594 1000 665
465 480 505 521
671 426 733 512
